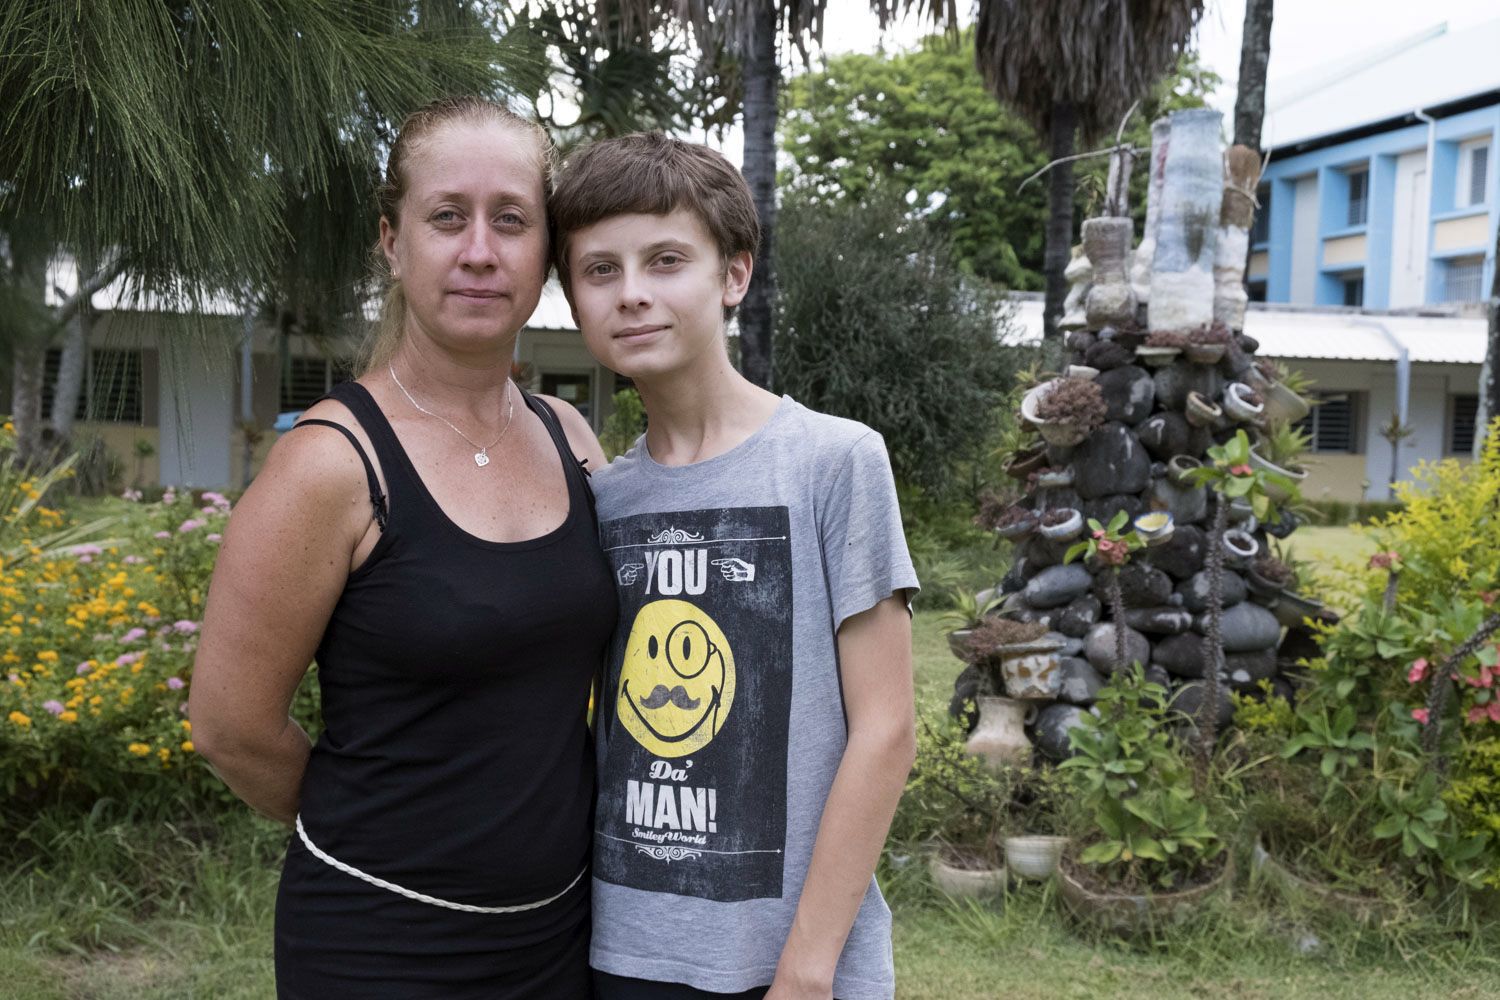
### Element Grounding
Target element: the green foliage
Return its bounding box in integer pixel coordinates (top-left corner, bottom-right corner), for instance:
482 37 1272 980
1301 498 1403 526
1184 429 1297 520
781 33 1217 290
1281 703 1374 780
891 717 1010 854
773 187 1024 497
1061 665 1220 890
1063 510 1142 567
599 387 646 460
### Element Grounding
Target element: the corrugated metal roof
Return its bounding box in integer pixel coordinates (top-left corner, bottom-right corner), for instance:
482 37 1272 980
1002 295 1487 365
1264 17 1500 151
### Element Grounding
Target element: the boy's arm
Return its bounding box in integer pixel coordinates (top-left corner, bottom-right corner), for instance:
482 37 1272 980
768 594 916 1000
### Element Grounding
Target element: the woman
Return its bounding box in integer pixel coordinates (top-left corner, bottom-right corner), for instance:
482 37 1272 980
188 96 614 999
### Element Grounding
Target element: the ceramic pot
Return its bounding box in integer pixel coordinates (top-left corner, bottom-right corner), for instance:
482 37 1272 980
1244 566 1288 603
1273 591 1325 628
1004 836 1070 880
1134 511 1175 547
998 642 1065 702
1035 467 1076 490
1167 455 1202 485
1021 381 1092 448
1250 839 1389 925
1248 450 1308 504
1184 390 1222 428
946 628 975 660
995 509 1039 540
1225 497 1255 523
1223 529 1259 568
1246 370 1312 425
1057 853 1234 937
1135 346 1181 368
1083 217 1137 329
1004 446 1048 480
1037 507 1084 541
1066 365 1101 381
965 695 1036 769
1222 382 1266 424
1183 341 1226 365
930 852 1007 900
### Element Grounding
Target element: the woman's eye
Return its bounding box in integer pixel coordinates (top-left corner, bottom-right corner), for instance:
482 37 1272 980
497 211 525 227
433 210 461 225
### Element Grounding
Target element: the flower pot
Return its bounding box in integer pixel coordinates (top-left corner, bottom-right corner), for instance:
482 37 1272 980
1183 342 1226 365
998 642 1065 702
1222 529 1259 569
1244 567 1287 603
1248 450 1308 504
1083 217 1137 329
1037 507 1084 542
1035 467 1076 490
1273 591 1325 629
1066 365 1100 381
965 695 1036 769
1251 839 1390 925
1225 497 1254 523
1134 345 1182 368
1004 446 1048 480
930 851 1007 900
1036 421 1089 448
1184 390 1222 428
1167 455 1202 485
1057 852 1234 937
995 509 1039 540
1222 382 1266 424
947 628 975 660
1133 511 1175 547
1004 835 1070 880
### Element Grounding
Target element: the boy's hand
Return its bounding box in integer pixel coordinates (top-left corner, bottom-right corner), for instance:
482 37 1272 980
765 966 833 1000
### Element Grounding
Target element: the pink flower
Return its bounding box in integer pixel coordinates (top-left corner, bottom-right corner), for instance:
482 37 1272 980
206 533 222 543
122 627 147 643
71 544 103 557
1411 708 1431 725
1368 551 1401 570
162 489 177 504
173 620 199 635
78 555 93 564
1093 528 1107 539
167 677 185 690
178 519 203 533
1482 591 1499 607
121 488 142 502
1230 464 1253 476
1408 658 1429 684
202 491 231 511
1466 703 1500 725
124 555 144 564
42 700 64 715
75 662 92 675
154 531 171 540
115 652 141 667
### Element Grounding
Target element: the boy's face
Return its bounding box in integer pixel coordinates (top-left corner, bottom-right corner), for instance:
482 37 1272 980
566 208 751 382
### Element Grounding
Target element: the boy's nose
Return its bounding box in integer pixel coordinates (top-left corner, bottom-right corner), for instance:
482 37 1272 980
617 269 652 309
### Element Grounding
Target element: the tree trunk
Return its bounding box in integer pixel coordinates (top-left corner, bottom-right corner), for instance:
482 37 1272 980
50 309 89 440
1479 229 1499 455
10 343 46 464
737 2 779 390
1197 493 1231 783
1043 101 1077 342
1232 0 1275 151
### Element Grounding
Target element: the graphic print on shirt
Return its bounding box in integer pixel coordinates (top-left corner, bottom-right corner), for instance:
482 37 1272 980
597 506 793 902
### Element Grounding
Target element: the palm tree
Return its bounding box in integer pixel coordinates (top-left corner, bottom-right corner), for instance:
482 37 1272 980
1232 0 1274 150
1 0 540 462
973 0 1204 340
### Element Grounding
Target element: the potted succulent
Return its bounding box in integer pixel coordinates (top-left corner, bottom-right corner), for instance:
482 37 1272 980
1002 766 1074 881
1246 555 1296 602
1184 323 1232 365
994 505 1039 541
1167 455 1202 485
1065 511 1145 674
908 722 1012 900
1222 528 1259 569
1136 331 1187 367
1024 377 1108 448
1002 444 1049 481
1035 465 1076 490
963 616 1063 704
1056 666 1229 934
938 588 1006 660
1133 511 1175 547
1249 422 1311 503
1222 382 1266 424
1247 359 1314 425
1037 506 1085 542
1184 390 1222 428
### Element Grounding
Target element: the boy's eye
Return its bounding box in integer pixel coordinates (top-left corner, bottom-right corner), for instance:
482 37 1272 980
587 262 617 277
655 253 683 267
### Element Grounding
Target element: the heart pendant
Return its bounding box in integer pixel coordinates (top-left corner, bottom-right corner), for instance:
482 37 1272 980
474 451 490 468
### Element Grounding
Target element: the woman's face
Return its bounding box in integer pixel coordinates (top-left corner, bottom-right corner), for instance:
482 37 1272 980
380 119 548 358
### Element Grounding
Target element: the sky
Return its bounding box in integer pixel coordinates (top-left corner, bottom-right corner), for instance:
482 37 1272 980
696 0 1500 162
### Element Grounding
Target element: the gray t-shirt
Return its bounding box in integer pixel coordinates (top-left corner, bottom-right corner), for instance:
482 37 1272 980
589 396 919 1000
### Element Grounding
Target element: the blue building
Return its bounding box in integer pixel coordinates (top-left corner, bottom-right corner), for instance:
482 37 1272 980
1250 19 1499 311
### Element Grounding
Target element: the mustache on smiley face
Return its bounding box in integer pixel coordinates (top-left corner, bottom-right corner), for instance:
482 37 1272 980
638 684 702 711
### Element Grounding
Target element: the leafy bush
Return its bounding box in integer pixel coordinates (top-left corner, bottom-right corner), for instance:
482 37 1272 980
599 387 645 460
774 187 1027 497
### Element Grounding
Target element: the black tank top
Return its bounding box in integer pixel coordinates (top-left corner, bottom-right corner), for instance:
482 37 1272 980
293 380 617 907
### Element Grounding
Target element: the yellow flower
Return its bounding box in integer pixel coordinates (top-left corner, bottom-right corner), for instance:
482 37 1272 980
36 650 58 662
157 747 171 763
181 720 192 733
9 711 32 727
127 742 151 756
181 740 195 752
59 711 78 723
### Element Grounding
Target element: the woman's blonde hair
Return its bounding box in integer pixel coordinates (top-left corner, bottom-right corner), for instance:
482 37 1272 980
359 96 554 375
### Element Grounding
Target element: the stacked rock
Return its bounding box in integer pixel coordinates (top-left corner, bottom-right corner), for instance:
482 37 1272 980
953 108 1322 763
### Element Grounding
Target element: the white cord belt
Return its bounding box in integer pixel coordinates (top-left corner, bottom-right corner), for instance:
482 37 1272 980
294 814 587 914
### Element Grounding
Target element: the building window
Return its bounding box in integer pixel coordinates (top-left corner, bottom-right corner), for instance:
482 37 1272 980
1443 256 1486 303
280 355 350 411
1449 394 1479 454
1342 274 1365 307
541 372 594 425
1247 280 1267 303
1346 168 1369 226
1250 185 1271 244
42 348 144 424
1296 392 1362 453
1458 142 1490 208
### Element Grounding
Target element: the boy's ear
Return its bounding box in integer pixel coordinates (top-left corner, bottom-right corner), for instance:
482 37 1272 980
379 216 401 280
721 251 753 309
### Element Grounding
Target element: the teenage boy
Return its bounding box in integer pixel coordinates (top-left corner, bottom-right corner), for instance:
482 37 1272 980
551 131 919 1000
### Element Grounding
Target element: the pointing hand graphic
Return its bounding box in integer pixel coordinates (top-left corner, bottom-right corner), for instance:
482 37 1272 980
709 557 755 582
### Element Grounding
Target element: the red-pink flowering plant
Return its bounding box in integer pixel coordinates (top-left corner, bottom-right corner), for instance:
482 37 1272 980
1065 512 1143 672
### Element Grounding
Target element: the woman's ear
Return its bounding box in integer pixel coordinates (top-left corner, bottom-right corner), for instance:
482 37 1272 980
379 216 401 280
721 250 753 308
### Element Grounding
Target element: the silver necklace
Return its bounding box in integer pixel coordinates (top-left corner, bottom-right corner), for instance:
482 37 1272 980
388 363 514 468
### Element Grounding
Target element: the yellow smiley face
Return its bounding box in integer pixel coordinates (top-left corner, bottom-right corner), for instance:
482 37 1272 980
616 599 736 758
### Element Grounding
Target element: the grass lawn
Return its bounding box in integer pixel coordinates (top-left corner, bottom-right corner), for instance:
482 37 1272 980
5 528 1494 999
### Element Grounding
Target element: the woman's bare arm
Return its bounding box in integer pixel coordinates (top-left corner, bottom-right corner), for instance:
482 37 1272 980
188 418 374 825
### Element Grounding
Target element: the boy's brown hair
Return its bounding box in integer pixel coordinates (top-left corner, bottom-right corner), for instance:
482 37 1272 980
550 132 760 304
